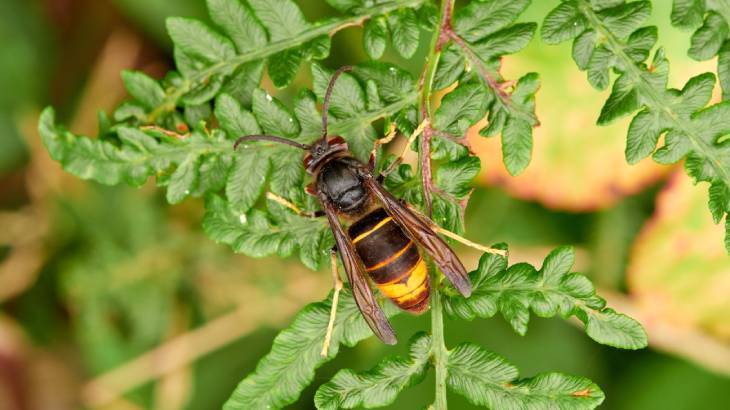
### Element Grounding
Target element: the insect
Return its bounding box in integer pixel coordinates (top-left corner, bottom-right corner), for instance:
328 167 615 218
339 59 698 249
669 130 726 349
234 66 505 356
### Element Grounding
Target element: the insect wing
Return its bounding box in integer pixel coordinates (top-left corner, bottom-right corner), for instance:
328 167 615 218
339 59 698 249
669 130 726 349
362 175 472 297
320 196 397 345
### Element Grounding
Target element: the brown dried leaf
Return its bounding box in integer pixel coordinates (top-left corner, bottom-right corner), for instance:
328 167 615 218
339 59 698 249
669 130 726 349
628 172 730 341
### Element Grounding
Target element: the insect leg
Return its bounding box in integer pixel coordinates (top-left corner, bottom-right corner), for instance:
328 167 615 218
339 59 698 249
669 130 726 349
434 227 507 257
321 249 344 357
266 192 324 218
400 201 507 257
377 119 429 183
369 122 398 171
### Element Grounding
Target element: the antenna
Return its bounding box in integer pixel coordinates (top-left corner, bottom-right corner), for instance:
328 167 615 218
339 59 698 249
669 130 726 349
321 65 354 139
233 135 310 151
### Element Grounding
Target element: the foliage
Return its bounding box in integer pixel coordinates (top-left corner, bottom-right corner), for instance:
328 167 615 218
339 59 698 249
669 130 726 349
542 0 730 253
224 288 400 409
446 343 605 409
671 0 730 100
443 245 647 349
36 0 658 408
224 244 643 409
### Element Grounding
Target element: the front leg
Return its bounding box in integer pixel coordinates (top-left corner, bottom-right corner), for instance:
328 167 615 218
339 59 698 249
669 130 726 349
266 192 324 218
377 119 429 183
369 122 398 171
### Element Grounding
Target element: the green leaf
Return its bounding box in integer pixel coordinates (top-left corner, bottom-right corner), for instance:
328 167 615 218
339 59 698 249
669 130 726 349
435 156 480 199
221 61 265 107
471 23 537 61
167 154 199 203
226 150 270 213
325 0 368 13
215 93 261 137
203 194 330 264
222 281 399 409
572 30 597 70
433 82 489 136
248 0 309 41
501 116 533 176
709 179 730 223
39 108 237 202
689 11 729 60
453 0 531 43
39 108 157 186
598 1 652 39
500 73 540 176
433 43 465 90
363 16 389 60
207 0 267 53
312 64 366 120
542 0 587 44
447 343 605 409
352 62 415 104
268 48 304 88
625 108 666 164
585 309 649 350
671 0 706 29
252 89 301 137
597 72 641 124
121 70 165 110
388 8 420 59
443 245 648 349
314 333 431 410
166 17 236 64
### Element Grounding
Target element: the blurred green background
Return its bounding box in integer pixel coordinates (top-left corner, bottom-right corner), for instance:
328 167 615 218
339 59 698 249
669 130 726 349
0 1 729 409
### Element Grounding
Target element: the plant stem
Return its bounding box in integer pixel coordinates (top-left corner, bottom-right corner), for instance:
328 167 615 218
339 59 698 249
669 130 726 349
418 0 455 217
430 280 449 410
418 3 455 408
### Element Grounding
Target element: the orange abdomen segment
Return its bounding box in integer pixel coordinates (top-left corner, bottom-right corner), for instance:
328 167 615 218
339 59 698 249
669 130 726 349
348 208 430 313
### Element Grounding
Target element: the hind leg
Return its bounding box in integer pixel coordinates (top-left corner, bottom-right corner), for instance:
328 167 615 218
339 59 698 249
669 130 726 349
321 249 343 357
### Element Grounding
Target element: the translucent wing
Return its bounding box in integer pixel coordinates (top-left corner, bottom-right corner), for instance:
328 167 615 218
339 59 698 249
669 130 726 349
360 170 472 297
320 195 397 345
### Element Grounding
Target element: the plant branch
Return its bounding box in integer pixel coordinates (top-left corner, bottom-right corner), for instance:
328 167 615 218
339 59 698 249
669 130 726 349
146 0 426 123
577 0 730 188
418 0 455 217
419 1 456 408
430 278 449 410
445 30 537 125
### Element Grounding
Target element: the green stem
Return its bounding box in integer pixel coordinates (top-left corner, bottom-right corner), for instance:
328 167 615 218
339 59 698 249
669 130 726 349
418 2 455 408
146 0 426 123
431 281 449 410
418 0 454 217
577 0 730 188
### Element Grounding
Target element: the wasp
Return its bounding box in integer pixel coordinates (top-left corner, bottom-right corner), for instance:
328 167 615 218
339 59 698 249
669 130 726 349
234 66 505 356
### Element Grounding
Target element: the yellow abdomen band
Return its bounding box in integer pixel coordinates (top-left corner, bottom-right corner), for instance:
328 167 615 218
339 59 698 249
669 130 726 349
377 259 428 304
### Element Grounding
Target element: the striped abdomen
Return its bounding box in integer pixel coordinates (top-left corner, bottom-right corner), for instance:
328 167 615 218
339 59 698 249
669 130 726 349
348 208 430 313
